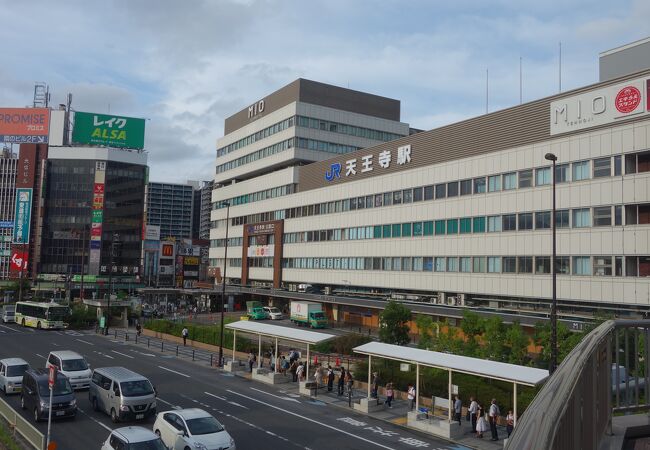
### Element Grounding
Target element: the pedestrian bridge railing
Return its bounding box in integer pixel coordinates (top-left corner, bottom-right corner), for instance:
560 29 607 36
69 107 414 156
505 319 650 450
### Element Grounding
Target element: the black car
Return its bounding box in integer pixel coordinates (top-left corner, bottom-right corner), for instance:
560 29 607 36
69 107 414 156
21 368 77 422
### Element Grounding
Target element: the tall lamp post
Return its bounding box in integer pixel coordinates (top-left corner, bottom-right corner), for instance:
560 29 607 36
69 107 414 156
17 236 25 302
218 201 230 368
545 153 558 374
105 233 119 335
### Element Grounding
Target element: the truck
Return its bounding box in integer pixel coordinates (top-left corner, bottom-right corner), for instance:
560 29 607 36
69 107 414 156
290 301 327 328
246 301 268 320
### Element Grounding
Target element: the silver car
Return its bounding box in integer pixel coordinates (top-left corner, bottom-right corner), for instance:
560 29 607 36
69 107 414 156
101 426 166 450
89 367 157 423
0 358 30 394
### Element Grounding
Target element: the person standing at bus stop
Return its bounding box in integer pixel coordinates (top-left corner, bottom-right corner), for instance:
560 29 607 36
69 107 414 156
182 327 189 346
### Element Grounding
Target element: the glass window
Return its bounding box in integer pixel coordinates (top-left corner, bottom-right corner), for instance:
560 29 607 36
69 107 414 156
572 209 591 228
392 191 402 204
556 209 570 228
413 257 423 271
535 256 551 274
615 256 623 276
382 224 391 238
460 257 472 273
503 172 517 190
423 221 434 236
383 192 392 206
423 186 434 201
487 257 501 273
392 257 402 271
435 183 446 199
423 257 433 272
487 215 502 232
518 213 533 230
573 161 590 181
556 256 570 275
593 206 612 226
403 189 412 204
402 257 412 271
473 256 486 273
518 170 533 188
518 256 533 273
593 256 612 276
435 220 446 235
413 222 423 236
459 218 472 234
487 175 501 192
447 257 458 272
460 179 472 195
614 155 622 176
593 157 611 178
556 164 569 183
502 214 517 231
535 167 551 186
473 177 486 194
447 181 459 197
503 257 517 273
413 187 423 202
392 223 401 237
535 211 551 229
573 256 591 275
402 222 412 237
434 257 446 272
382 258 391 271
350 197 357 210
615 205 622 226
473 216 486 233
446 219 458 234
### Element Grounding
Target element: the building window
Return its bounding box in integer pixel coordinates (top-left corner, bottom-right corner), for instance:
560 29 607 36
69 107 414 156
473 216 486 233
403 189 412 204
593 157 611 178
593 256 612 276
572 161 590 181
593 206 612 226
447 181 459 197
392 257 402 271
392 224 401 237
435 257 446 272
535 256 551 274
614 205 622 226
435 183 446 199
518 169 533 188
473 177 486 194
503 172 517 190
556 209 570 228
413 187 423 202
446 219 459 234
615 256 623 276
413 257 423 271
373 225 382 239
402 222 412 237
556 256 570 274
473 256 486 273
447 257 458 272
518 256 533 273
487 175 501 192
502 214 517 231
382 224 391 238
518 213 533 230
535 211 551 229
459 218 472 234
535 167 551 186
423 185 434 201
413 222 423 236
460 257 471 272
487 215 502 232
460 179 472 195
393 190 402 204
423 257 433 271
572 209 591 228
573 256 591 275
556 164 569 183
614 155 622 176
423 221 434 236
487 257 501 273
435 220 446 235
402 257 412 271
503 257 517 273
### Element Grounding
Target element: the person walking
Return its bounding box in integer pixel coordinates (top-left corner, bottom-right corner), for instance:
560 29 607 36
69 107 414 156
296 362 305 382
181 327 189 346
248 351 256 373
314 365 323 387
337 367 346 396
327 366 335 392
371 372 380 398
489 398 500 441
454 395 462 426
476 405 488 438
135 321 142 337
280 356 289 374
407 384 416 411
345 370 354 396
506 410 515 438
290 360 298 382
385 382 394 408
468 397 479 433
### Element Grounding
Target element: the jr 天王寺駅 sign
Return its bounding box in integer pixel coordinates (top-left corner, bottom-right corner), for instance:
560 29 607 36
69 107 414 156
72 111 145 149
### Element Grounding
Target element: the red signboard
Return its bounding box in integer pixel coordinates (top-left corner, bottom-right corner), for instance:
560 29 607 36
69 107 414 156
48 364 57 388
10 252 27 271
161 244 174 257
0 108 50 144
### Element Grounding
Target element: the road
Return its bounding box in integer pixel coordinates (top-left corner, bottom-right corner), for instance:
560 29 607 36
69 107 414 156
0 323 468 450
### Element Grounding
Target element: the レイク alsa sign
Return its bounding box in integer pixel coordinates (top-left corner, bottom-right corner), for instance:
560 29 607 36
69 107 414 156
72 111 146 149
325 144 412 182
550 77 649 135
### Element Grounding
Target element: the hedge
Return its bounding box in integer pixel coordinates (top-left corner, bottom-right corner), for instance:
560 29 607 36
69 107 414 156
144 319 251 352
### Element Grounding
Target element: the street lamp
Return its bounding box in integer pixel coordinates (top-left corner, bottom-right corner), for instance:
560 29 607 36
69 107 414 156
545 152 558 374
105 233 119 335
218 201 230 368
16 236 25 302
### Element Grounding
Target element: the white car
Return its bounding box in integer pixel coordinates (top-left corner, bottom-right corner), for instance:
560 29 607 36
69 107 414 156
0 358 30 394
263 307 283 320
154 408 235 450
102 426 166 450
1 305 15 323
45 350 92 390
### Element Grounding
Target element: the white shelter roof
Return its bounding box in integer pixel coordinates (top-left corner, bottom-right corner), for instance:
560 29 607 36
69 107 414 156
225 321 336 345
354 341 548 386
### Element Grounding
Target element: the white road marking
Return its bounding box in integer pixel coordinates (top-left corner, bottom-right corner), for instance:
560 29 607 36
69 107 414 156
157 366 190 378
250 387 300 403
111 350 134 359
53 331 63 335
227 401 248 410
26 328 35 332
0 330 5 333
0 324 18 332
51 342 60 346
77 407 113 432
203 391 226 401
35 353 44 358
157 397 181 410
75 339 94 346
226 390 396 450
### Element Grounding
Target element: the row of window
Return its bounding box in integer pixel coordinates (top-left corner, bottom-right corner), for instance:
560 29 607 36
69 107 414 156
213 184 296 210
217 149 650 229
217 117 295 157
216 138 294 174
282 255 650 277
295 115 404 143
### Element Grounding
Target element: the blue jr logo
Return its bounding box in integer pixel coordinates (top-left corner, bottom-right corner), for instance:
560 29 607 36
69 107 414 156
325 162 341 182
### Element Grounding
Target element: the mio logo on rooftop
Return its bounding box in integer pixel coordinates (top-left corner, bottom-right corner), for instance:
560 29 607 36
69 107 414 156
325 144 412 182
247 100 265 119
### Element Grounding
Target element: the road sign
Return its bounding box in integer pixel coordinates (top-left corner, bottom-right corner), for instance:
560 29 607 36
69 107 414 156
48 442 57 450
48 365 57 388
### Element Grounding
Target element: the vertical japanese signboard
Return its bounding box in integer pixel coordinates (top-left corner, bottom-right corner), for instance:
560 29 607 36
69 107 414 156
13 188 32 244
72 112 145 149
88 161 106 275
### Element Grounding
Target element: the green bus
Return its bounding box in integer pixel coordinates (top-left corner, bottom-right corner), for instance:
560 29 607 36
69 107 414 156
15 301 70 329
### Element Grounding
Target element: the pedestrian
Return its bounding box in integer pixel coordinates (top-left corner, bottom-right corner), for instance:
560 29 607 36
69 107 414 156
371 372 380 398
385 382 394 408
489 398 500 441
345 370 354 395
290 360 298 382
468 396 478 433
296 362 305 382
181 327 189 346
407 384 416 411
476 405 488 438
280 356 289 374
135 321 142 336
327 365 335 392
314 365 323 387
506 410 515 438
270 352 276 372
454 395 462 426
248 351 255 373
337 367 346 396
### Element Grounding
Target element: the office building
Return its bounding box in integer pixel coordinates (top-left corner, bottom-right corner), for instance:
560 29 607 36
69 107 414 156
146 182 194 240
0 149 17 279
190 180 213 240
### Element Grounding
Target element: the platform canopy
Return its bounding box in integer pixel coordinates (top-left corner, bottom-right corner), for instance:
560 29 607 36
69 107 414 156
225 320 336 345
354 341 548 386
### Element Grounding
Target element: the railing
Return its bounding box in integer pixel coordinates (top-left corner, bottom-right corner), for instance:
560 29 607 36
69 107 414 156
506 320 650 450
0 395 45 450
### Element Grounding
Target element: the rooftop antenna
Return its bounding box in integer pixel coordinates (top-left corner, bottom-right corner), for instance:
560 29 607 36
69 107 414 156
519 56 523 104
33 82 49 108
558 42 562 93
485 68 489 114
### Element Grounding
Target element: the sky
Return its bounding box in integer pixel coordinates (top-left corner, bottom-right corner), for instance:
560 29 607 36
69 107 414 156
1 0 649 184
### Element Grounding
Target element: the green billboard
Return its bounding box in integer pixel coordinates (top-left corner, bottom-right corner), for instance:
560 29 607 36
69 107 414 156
72 112 145 149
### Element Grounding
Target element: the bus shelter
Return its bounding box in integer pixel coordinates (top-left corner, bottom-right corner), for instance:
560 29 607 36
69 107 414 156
225 321 336 386
354 342 549 440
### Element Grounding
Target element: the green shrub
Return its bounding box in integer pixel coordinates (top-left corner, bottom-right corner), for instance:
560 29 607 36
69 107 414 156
313 333 373 355
144 319 251 352
68 305 97 329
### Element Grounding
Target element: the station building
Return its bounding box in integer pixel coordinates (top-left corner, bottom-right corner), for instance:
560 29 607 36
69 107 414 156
210 63 650 327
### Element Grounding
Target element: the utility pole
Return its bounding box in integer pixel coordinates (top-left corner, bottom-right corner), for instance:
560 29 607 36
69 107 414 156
218 202 230 368
80 225 88 301
545 153 558 373
105 233 119 335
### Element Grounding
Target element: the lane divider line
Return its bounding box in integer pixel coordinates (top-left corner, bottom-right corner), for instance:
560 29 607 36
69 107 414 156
203 392 226 401
250 387 300 403
77 407 113 432
156 365 190 378
111 350 134 359
75 339 94 346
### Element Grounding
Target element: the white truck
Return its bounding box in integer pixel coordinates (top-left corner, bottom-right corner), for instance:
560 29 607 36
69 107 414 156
290 301 327 328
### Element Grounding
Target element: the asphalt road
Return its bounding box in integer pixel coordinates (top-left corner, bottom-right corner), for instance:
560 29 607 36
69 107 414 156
0 323 468 450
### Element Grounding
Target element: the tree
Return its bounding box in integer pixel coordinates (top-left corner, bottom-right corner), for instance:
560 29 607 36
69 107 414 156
480 317 506 360
460 310 483 357
504 322 530 365
415 314 435 350
378 301 411 345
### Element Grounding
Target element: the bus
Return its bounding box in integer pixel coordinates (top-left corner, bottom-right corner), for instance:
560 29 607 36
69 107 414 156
15 301 70 329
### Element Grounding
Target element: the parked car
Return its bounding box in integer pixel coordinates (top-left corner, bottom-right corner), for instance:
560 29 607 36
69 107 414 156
153 408 235 450
263 306 283 320
20 368 76 422
1 305 15 323
45 350 92 390
101 426 166 450
0 358 30 394
89 367 157 423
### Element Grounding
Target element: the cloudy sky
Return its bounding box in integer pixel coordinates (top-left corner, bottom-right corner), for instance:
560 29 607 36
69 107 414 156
1 0 648 183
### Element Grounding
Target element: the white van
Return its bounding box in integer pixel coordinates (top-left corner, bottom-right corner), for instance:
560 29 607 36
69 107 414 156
45 350 92 390
2 305 15 323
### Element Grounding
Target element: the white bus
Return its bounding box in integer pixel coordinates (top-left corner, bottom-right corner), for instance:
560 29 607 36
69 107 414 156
15 302 70 329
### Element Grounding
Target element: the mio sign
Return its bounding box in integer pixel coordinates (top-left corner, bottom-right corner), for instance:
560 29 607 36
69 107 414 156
550 77 649 135
247 100 265 119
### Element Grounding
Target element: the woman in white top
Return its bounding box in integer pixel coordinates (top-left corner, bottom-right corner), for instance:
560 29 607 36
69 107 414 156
476 405 489 438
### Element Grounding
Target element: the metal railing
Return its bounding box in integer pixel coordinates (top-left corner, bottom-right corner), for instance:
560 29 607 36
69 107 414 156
506 320 650 450
0 395 45 450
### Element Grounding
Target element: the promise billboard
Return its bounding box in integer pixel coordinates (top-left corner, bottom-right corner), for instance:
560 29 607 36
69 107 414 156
0 108 50 143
